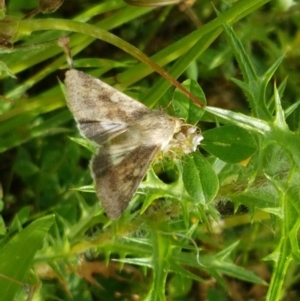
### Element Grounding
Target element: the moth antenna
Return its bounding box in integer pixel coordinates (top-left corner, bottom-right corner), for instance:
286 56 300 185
178 118 188 126
158 100 176 114
165 101 173 110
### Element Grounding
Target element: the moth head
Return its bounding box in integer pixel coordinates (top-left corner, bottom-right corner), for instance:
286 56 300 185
175 125 203 154
162 124 203 156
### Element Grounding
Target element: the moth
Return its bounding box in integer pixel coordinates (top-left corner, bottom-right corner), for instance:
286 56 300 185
65 69 182 219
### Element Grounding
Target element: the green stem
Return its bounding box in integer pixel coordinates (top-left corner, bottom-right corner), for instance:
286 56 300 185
265 233 292 300
145 226 171 301
13 18 202 106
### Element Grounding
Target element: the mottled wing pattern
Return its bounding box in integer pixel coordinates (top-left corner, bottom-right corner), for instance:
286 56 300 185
92 144 160 218
65 69 181 218
65 69 150 144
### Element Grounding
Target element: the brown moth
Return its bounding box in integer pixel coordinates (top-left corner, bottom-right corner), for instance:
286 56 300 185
65 69 181 219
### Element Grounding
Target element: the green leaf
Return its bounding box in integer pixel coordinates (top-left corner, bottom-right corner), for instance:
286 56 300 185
222 22 258 84
8 206 31 234
168 274 193 298
201 125 257 163
222 22 273 120
0 61 17 78
285 185 300 256
13 148 39 178
69 136 97 154
182 152 218 205
173 79 205 124
273 85 288 130
0 215 55 301
204 106 271 134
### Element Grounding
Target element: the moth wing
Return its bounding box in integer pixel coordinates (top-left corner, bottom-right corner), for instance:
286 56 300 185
64 69 150 144
92 144 160 219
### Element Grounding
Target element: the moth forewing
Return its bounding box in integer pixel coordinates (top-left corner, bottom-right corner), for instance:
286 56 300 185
92 144 160 218
65 69 150 144
91 112 180 218
65 69 182 218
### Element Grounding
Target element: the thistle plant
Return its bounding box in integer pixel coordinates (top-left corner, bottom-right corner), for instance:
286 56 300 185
1 1 299 300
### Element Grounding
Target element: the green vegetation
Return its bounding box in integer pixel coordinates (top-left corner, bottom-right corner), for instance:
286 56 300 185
1 0 300 300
